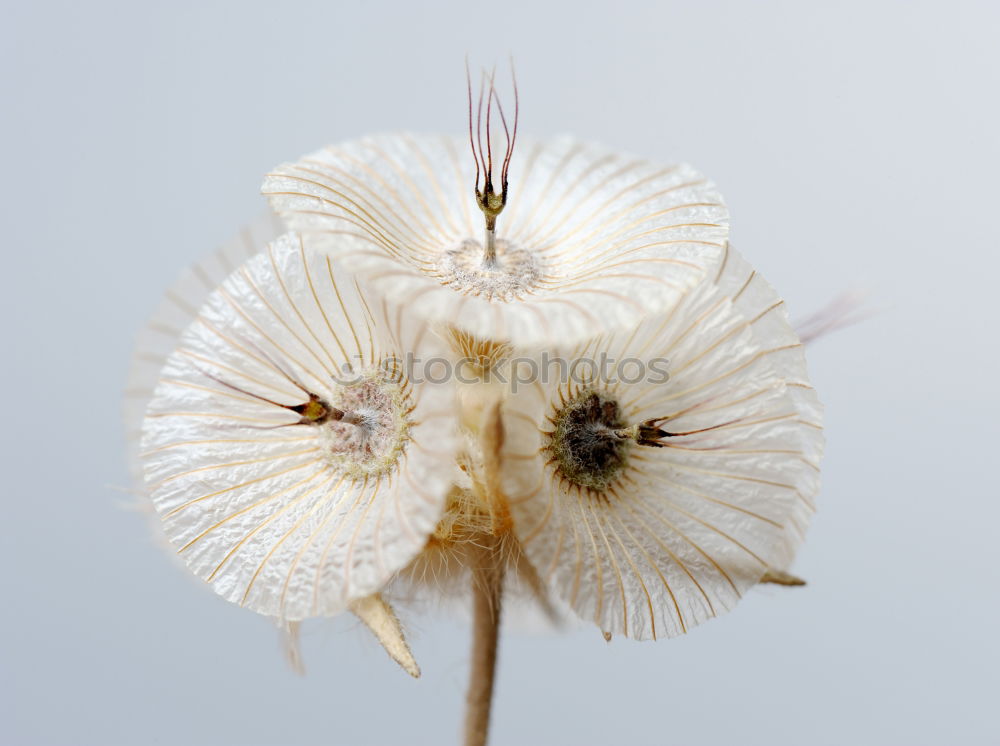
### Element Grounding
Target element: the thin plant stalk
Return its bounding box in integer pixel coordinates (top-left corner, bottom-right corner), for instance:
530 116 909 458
463 538 505 746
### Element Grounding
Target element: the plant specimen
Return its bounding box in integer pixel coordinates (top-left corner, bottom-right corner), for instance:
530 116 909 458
128 70 823 746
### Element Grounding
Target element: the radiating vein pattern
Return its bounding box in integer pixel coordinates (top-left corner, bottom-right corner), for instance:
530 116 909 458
262 134 730 345
501 245 824 640
124 213 285 483
140 233 458 620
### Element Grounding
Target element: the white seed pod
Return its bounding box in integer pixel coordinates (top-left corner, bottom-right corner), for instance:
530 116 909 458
139 232 458 620
262 134 729 346
500 244 823 641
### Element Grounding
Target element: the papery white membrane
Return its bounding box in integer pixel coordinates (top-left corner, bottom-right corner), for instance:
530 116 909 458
262 133 729 346
124 213 285 484
501 245 823 640
140 232 458 619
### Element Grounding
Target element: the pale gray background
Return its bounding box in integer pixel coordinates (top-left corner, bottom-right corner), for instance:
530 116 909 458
2 1 998 744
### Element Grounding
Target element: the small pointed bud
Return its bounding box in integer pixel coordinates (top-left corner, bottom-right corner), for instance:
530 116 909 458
350 594 421 678
759 569 807 586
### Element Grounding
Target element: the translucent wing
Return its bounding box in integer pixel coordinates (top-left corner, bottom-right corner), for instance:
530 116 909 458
262 133 729 346
124 213 284 483
502 244 823 640
140 233 458 619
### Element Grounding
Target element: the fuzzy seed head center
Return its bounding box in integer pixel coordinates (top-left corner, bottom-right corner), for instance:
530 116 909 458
546 389 631 495
319 368 411 479
438 238 541 302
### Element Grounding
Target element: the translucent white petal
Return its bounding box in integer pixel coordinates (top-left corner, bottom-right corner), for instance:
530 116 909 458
124 213 284 484
262 134 729 346
140 233 458 619
501 245 823 640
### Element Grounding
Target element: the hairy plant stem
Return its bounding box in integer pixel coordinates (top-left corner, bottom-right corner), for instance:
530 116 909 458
483 224 498 267
463 536 505 746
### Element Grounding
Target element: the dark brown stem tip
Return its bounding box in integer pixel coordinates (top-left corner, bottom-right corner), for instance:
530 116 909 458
636 422 670 447
291 394 332 423
290 393 361 426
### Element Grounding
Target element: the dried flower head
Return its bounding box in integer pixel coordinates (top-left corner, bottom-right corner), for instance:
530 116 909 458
262 75 728 345
500 244 823 640
127 67 829 746
139 232 458 624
